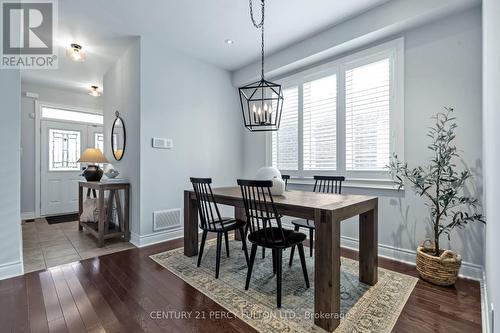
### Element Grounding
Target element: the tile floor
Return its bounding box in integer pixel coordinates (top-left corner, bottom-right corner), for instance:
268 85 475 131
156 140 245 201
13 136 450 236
22 218 135 273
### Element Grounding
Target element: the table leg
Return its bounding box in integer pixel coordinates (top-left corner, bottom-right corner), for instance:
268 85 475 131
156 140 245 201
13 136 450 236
106 190 115 232
359 205 378 285
314 209 341 332
98 188 105 247
184 191 199 257
114 191 124 234
234 206 246 241
124 186 130 241
78 184 83 231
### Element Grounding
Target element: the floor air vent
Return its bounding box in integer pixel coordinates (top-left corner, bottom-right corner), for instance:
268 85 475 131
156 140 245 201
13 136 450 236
153 209 181 232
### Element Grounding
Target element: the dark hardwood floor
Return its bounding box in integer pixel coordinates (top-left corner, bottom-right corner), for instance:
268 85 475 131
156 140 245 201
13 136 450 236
0 237 481 333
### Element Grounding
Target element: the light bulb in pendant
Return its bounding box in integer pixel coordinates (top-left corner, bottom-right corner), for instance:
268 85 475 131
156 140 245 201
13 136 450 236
252 105 257 113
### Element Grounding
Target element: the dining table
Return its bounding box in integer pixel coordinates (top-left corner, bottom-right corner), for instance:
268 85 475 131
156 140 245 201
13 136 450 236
183 186 378 332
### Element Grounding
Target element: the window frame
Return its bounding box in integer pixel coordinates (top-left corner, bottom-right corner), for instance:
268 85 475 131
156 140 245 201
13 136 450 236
266 38 404 186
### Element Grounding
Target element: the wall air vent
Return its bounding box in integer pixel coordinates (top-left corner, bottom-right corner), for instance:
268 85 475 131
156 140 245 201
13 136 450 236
153 208 181 232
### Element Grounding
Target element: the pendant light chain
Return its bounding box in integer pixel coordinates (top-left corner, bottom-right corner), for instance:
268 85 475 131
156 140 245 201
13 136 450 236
249 0 265 80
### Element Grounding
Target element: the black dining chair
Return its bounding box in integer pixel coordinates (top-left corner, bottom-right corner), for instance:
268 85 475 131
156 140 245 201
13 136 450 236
289 175 345 266
237 179 309 308
281 174 290 188
190 177 249 279
261 174 290 259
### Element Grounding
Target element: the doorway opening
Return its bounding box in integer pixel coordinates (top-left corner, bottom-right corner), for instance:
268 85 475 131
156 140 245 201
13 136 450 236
39 105 104 216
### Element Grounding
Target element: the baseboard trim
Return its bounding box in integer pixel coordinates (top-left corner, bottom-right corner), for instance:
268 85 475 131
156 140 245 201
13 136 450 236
481 271 490 333
21 212 35 220
130 227 184 248
0 260 23 280
340 236 483 281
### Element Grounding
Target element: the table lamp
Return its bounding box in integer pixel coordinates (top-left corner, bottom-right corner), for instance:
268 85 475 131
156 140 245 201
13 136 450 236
78 148 109 181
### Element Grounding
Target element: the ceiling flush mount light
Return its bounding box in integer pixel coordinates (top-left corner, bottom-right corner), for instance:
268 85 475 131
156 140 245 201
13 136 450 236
88 85 101 97
238 0 283 132
67 43 86 62
225 39 234 45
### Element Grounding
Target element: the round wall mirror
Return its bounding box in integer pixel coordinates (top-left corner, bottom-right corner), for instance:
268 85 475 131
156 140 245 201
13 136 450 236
111 111 126 161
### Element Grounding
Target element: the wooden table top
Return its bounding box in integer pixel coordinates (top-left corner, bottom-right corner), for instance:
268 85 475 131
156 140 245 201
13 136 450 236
188 186 377 213
79 180 130 189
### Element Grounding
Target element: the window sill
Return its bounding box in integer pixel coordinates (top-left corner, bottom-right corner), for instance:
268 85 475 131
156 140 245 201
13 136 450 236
287 177 403 191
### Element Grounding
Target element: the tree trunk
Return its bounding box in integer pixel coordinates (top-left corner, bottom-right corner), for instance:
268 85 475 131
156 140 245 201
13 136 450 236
434 216 440 257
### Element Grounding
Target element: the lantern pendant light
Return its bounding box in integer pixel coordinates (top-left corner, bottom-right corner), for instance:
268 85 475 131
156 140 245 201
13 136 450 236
238 0 284 132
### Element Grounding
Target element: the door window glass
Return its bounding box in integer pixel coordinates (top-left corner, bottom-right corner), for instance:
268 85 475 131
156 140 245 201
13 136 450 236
49 129 81 171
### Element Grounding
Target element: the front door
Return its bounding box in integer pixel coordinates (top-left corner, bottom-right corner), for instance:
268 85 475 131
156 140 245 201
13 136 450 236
41 120 88 215
40 121 105 216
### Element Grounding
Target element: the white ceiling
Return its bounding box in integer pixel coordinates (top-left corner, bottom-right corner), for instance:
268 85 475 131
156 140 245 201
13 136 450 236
21 36 136 92
21 0 390 91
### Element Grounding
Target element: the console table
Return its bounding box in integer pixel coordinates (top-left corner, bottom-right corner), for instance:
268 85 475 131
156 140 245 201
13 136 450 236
78 181 130 247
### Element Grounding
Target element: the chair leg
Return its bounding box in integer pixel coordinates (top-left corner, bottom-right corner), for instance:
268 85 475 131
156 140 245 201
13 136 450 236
224 231 230 257
309 228 314 257
239 227 249 265
297 243 310 288
288 246 295 267
197 230 208 267
276 249 283 308
215 233 223 279
245 244 258 290
272 249 276 275
262 247 266 259
242 224 249 250
289 225 300 266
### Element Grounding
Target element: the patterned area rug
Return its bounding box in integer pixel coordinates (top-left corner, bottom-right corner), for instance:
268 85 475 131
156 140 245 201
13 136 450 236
150 238 417 333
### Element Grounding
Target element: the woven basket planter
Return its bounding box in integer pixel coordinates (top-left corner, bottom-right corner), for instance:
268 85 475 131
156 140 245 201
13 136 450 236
416 240 462 286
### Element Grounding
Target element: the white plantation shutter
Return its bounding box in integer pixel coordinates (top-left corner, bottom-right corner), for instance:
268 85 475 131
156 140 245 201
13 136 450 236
272 86 299 170
268 40 402 181
303 75 337 170
345 58 390 171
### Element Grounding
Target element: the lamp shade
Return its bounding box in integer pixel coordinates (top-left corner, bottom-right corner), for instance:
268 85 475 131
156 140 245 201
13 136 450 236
77 148 109 164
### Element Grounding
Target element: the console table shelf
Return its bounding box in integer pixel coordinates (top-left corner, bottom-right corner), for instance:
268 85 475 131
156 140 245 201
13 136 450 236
78 181 130 247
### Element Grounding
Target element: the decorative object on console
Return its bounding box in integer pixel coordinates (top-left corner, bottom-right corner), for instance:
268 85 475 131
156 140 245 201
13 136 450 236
80 198 99 223
104 164 120 179
389 107 485 286
238 0 284 132
255 166 285 195
78 148 109 181
112 111 126 161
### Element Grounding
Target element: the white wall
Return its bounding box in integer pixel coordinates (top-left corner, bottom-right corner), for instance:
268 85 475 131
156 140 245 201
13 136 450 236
0 69 23 279
103 38 141 238
483 0 500 330
137 35 244 245
239 8 484 278
20 83 103 215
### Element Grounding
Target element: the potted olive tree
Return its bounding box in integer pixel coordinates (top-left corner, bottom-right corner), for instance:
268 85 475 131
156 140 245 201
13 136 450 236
389 107 484 286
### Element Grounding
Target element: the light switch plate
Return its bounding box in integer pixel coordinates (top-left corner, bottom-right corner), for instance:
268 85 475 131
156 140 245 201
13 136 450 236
152 137 173 149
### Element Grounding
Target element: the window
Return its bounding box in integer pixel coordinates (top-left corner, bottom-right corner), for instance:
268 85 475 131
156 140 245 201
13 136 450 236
49 129 81 171
345 59 390 171
95 133 104 152
42 107 103 124
271 86 299 170
270 39 403 182
303 75 337 170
